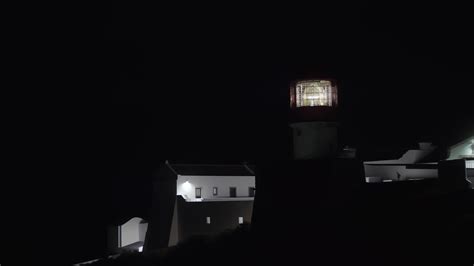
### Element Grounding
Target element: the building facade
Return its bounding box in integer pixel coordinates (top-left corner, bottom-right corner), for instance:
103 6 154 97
364 142 439 183
107 217 148 254
364 136 474 187
144 162 255 250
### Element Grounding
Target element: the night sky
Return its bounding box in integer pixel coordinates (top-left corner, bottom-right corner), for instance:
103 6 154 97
67 2 472 219
6 2 473 263
78 3 473 168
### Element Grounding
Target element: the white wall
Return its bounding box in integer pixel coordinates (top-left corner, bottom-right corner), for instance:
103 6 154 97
364 164 438 183
405 169 438 179
467 160 474 169
177 175 255 200
364 165 406 182
139 222 148 242
364 143 439 183
398 149 434 163
120 217 146 247
168 201 179 246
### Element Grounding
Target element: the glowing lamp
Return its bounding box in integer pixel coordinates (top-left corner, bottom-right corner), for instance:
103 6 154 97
182 181 192 191
289 79 338 122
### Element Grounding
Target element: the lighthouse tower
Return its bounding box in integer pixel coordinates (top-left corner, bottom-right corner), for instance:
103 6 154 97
289 79 339 159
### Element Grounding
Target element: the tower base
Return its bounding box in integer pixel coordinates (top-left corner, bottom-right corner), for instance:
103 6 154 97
290 121 339 159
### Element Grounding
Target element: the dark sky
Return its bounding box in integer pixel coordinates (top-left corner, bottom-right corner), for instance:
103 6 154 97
79 2 473 158
56 2 473 212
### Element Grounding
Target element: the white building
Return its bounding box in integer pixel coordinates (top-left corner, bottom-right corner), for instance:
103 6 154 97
142 162 255 251
107 217 148 253
108 162 256 252
176 170 256 202
364 142 439 183
364 136 474 186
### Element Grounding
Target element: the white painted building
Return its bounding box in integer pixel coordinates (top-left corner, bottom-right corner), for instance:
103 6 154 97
166 163 255 246
142 162 256 251
107 217 148 253
108 163 256 252
364 136 474 186
364 142 439 183
169 162 256 202
177 175 256 201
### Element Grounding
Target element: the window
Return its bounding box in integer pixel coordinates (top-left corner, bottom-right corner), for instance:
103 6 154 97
206 217 211 224
213 187 218 196
195 187 202 198
229 187 237 197
295 80 335 107
238 217 244 224
248 187 255 197
467 160 474 169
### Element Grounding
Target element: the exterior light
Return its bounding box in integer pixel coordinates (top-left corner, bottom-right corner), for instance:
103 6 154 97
138 246 143 252
182 181 192 191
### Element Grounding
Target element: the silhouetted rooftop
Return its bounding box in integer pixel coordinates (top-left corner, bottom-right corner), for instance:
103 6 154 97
166 163 255 176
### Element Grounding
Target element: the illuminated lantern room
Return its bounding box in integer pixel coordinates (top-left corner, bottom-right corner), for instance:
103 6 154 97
290 79 338 122
294 80 337 107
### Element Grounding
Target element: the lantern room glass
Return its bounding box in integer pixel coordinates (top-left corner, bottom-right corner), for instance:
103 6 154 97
295 80 334 107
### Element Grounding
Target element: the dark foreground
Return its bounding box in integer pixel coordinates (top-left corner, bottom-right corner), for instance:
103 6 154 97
87 188 473 266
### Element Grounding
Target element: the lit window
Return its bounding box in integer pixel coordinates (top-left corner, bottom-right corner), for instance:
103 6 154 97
467 160 474 169
206 217 211 224
238 217 244 224
295 80 335 107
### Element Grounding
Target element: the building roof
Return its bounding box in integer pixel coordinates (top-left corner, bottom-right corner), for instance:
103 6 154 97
166 162 255 176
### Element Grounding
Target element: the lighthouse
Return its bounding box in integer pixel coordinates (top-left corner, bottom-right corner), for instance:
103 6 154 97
289 79 339 159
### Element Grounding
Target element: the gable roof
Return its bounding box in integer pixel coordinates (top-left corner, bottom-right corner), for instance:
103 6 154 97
166 162 255 176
